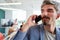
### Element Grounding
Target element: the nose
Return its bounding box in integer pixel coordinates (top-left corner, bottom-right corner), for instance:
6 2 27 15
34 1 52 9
44 11 48 16
42 11 48 16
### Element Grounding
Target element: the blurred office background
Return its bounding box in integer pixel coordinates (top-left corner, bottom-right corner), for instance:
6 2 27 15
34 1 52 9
0 0 60 38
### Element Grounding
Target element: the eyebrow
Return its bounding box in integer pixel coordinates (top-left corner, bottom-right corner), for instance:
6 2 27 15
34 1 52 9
47 9 53 11
41 8 54 12
41 8 53 10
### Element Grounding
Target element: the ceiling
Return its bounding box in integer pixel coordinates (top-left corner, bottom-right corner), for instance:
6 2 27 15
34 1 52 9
0 0 60 13
0 0 60 3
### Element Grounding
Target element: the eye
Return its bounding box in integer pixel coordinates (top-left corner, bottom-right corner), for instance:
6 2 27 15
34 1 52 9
47 9 54 13
41 9 44 13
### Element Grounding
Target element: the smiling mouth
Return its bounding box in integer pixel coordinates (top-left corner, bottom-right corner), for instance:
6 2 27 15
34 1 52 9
42 16 50 25
42 16 50 20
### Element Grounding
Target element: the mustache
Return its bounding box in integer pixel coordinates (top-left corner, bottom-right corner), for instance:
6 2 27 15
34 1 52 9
42 16 50 19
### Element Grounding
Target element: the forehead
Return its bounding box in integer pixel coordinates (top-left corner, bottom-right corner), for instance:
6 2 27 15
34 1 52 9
41 5 55 10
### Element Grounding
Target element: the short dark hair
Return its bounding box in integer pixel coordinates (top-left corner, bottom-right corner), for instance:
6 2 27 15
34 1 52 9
41 1 58 11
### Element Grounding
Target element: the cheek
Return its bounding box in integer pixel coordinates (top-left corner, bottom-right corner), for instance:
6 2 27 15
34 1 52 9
48 13 53 17
48 13 57 19
41 14 44 18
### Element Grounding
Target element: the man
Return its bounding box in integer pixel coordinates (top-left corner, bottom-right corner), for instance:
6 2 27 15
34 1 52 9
12 0 60 40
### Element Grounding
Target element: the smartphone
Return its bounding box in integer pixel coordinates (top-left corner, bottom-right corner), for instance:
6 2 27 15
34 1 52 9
35 15 42 23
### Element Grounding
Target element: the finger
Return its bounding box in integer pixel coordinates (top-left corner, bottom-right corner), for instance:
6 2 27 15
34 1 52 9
30 15 37 20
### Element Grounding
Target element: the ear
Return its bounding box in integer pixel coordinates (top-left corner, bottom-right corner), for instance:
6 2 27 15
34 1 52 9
56 14 60 19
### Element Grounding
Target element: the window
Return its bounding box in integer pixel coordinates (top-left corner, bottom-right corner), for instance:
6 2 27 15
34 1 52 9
12 10 26 21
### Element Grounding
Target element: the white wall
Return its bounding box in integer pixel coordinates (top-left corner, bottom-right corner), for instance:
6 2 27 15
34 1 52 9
5 10 12 19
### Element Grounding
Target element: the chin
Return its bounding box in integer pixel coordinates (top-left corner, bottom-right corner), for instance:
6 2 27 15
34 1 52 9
43 21 50 26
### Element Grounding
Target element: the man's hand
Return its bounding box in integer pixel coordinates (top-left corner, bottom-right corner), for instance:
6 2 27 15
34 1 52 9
20 15 37 32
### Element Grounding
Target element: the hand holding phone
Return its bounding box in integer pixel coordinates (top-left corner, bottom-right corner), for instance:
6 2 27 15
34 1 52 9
35 15 42 23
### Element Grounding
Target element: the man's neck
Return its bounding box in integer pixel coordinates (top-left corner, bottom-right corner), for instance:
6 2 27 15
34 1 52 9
44 25 56 34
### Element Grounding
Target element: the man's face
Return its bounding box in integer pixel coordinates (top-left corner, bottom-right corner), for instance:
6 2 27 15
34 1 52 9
41 5 57 26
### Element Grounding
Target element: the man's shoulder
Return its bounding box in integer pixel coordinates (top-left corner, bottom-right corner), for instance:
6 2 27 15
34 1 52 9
56 26 60 31
27 24 44 35
29 24 43 30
